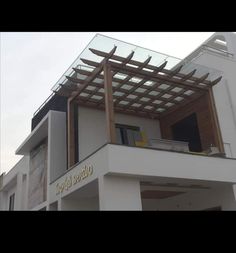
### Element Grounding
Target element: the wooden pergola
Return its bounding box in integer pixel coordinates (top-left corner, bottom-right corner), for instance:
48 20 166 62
54 46 223 167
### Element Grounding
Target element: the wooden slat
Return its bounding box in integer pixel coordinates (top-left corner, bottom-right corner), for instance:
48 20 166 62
69 66 199 116
159 92 203 118
89 47 212 86
76 92 169 115
95 56 151 107
180 69 197 81
207 88 224 153
168 64 183 77
75 100 161 119
61 48 223 124
109 61 208 92
69 46 117 102
65 76 188 103
70 67 194 98
78 58 208 92
194 72 209 86
123 84 170 111
65 46 117 169
211 76 222 86
122 70 202 114
66 66 206 118
113 60 168 107
83 51 135 103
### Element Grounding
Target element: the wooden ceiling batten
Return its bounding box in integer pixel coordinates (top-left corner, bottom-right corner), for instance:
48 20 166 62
68 45 117 102
101 56 152 108
109 61 208 92
79 57 207 92
83 51 135 104
114 60 168 108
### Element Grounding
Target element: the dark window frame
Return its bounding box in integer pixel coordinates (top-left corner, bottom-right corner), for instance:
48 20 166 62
9 193 15 211
115 124 140 145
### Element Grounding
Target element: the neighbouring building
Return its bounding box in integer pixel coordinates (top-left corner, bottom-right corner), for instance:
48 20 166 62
1 32 236 210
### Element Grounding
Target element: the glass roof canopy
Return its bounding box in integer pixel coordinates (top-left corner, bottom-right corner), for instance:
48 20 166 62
52 34 182 92
47 33 223 119
52 33 222 93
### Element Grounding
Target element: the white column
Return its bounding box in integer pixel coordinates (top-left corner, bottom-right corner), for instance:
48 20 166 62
58 199 62 211
233 184 236 201
98 175 142 210
224 32 236 58
15 172 23 210
221 185 236 210
0 191 7 210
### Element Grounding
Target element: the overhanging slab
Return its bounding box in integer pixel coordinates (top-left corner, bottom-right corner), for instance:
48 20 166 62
15 112 49 155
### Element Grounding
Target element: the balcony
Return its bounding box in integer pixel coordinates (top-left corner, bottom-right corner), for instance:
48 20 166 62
48 34 224 169
49 143 236 210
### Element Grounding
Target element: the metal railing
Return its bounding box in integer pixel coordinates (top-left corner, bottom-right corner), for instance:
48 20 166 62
33 92 55 117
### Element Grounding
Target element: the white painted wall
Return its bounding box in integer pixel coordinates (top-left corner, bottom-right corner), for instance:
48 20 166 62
60 196 99 210
0 156 29 210
98 175 142 210
6 185 16 211
186 33 236 158
78 107 107 161
21 174 27 210
48 111 67 183
49 201 58 210
142 185 236 210
50 144 109 203
78 106 161 161
108 144 236 183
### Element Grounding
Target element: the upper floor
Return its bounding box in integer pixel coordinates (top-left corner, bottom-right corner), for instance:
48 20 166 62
25 33 236 167
1 32 236 210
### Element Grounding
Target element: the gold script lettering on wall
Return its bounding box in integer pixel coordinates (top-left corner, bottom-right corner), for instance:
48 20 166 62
56 165 93 195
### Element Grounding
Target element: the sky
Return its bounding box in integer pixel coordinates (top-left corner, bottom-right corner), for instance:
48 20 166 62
0 32 217 174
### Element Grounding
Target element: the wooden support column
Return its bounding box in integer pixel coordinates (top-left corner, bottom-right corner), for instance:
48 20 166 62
208 87 224 153
104 62 116 143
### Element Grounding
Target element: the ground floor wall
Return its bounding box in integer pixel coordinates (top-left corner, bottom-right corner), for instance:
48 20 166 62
58 196 99 210
51 174 236 211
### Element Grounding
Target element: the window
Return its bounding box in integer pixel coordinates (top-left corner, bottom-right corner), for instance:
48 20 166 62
171 113 202 152
9 193 15 211
115 124 141 146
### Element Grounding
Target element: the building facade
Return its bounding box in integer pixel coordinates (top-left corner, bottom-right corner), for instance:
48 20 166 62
1 32 236 210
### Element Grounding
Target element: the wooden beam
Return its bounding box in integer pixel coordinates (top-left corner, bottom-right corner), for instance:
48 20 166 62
125 69 201 114
103 62 116 143
180 69 197 81
78 58 209 92
113 60 167 107
75 100 161 119
83 51 135 103
168 64 183 77
109 61 208 92
194 72 209 86
70 67 192 98
64 77 188 104
89 47 212 85
211 76 222 86
207 88 224 153
68 66 199 115
68 46 117 102
159 92 203 118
